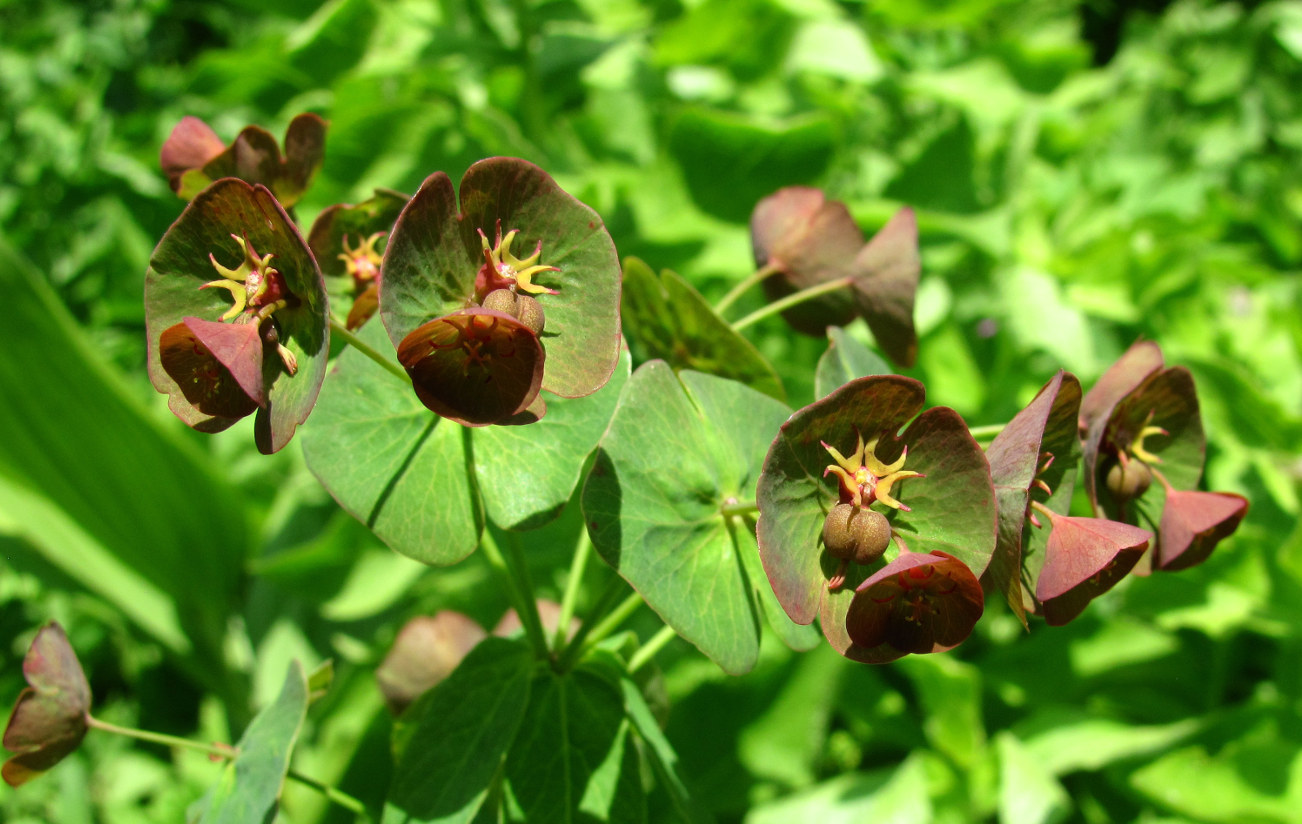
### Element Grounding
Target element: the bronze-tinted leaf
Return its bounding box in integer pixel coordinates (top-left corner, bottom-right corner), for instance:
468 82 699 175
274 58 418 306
2 623 91 787
160 116 224 193
1034 515 1149 626
158 320 262 420
850 207 920 368
376 613 487 716
1155 489 1248 571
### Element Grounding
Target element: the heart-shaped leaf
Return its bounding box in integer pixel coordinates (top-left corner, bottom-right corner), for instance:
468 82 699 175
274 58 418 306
2 623 91 787
300 319 482 566
582 362 795 675
756 375 996 661
304 322 626 562
384 637 533 824
620 257 784 401
983 371 1081 626
145 178 329 453
380 158 621 403
473 348 631 531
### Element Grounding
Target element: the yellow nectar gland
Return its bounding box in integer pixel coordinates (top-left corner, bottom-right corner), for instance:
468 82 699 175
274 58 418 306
202 234 289 323
339 232 385 289
822 432 924 511
479 223 560 296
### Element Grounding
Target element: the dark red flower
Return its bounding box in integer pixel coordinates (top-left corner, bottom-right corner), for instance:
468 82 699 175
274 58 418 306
1154 488 1248 571
396 307 545 426
845 550 984 657
1033 514 1150 625
3 623 91 787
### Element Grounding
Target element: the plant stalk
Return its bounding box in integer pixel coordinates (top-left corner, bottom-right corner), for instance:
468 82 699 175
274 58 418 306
715 262 784 315
555 528 594 652
479 529 549 660
628 625 678 674
328 317 409 383
730 275 853 332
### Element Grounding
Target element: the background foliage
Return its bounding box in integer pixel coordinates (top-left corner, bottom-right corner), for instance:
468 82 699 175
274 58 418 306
2 0 1300 821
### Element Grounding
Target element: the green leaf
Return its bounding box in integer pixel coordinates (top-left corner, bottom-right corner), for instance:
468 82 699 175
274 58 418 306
746 752 932 824
504 668 642 824
380 158 622 402
814 327 892 399
620 258 784 401
300 319 482 565
0 238 244 667
474 348 631 530
995 733 1070 824
384 637 534 824
193 661 309 824
618 676 714 824
582 363 793 675
668 108 836 222
1130 736 1302 824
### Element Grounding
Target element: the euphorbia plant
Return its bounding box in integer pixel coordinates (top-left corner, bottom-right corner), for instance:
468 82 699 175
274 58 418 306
6 100 1255 824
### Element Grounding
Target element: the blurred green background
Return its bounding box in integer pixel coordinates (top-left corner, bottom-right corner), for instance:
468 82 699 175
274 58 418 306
2 0 1301 821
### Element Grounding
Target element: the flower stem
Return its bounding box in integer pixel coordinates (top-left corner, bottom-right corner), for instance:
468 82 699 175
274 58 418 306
730 275 853 332
479 529 549 660
86 716 370 817
85 715 233 758
328 316 408 383
628 625 678 674
555 528 594 652
720 499 760 517
715 262 784 315
554 577 636 672
287 769 371 819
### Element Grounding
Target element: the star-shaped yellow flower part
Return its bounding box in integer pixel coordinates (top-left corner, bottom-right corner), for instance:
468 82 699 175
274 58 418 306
339 231 385 288
201 234 287 322
822 431 924 511
479 223 560 296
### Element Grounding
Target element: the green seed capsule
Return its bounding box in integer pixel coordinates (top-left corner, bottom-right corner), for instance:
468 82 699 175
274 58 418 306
822 503 891 565
1106 458 1152 501
482 288 518 315
515 294 545 335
